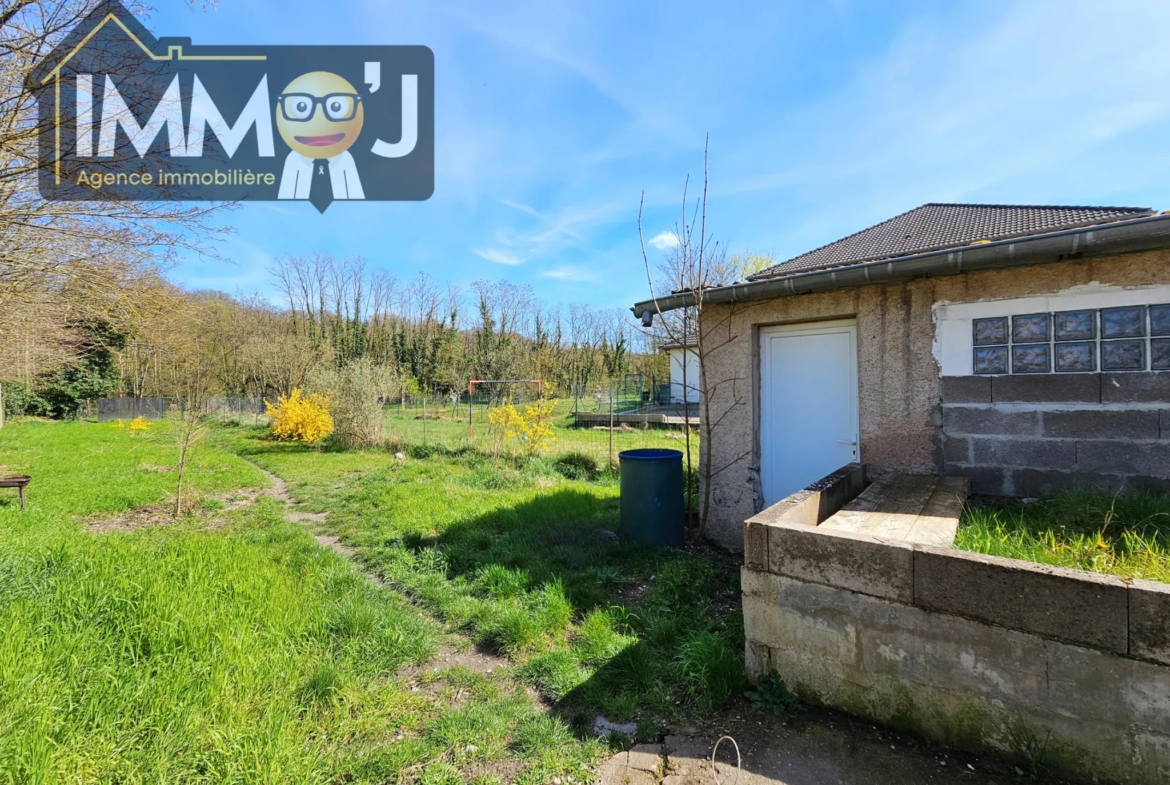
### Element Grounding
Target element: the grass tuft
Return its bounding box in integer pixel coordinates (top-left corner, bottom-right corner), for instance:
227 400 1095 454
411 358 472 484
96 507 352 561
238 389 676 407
957 491 1170 583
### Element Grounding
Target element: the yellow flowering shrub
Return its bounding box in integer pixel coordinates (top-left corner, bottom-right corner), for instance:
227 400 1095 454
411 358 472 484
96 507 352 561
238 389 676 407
111 416 151 434
266 388 334 444
487 399 557 457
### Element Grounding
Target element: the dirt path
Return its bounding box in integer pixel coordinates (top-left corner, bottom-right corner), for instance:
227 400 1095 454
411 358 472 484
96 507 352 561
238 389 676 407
244 456 513 676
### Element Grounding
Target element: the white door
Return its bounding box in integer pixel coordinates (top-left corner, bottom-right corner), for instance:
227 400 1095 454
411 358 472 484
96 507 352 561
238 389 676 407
759 320 859 507
670 349 701 403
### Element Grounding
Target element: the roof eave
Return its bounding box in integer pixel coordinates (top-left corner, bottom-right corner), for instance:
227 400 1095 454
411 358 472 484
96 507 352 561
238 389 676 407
745 210 1156 282
631 212 1170 323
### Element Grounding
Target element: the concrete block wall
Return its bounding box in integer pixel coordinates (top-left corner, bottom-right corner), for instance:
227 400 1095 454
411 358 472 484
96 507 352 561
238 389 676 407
940 372 1170 496
743 517 1170 784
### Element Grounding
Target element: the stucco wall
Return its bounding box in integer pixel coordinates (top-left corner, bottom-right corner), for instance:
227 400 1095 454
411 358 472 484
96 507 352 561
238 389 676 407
700 249 1170 550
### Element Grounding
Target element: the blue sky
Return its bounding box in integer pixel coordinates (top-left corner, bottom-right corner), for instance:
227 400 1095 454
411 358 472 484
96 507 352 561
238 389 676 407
152 0 1170 311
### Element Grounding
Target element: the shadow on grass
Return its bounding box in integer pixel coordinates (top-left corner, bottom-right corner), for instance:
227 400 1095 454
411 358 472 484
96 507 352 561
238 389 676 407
367 485 745 737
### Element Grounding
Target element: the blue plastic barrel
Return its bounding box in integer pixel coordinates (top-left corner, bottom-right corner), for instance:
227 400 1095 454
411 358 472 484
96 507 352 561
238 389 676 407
619 448 685 548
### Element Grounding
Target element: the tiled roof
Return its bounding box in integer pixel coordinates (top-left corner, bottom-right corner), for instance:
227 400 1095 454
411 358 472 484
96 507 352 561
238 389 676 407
659 337 698 350
750 203 1155 280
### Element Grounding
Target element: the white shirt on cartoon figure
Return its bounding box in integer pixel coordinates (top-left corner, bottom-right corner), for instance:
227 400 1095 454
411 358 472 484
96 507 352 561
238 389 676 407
277 150 365 200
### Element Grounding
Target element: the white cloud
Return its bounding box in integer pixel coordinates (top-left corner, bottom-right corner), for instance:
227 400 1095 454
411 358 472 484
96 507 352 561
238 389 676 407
473 247 525 265
541 265 596 282
499 199 541 218
648 231 681 250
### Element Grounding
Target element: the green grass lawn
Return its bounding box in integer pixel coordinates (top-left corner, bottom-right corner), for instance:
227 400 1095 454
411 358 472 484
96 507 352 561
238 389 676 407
0 417 738 784
956 491 1170 583
219 421 743 727
377 397 699 470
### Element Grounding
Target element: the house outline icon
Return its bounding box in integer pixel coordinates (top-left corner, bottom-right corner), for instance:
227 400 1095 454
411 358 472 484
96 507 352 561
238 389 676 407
29 0 266 184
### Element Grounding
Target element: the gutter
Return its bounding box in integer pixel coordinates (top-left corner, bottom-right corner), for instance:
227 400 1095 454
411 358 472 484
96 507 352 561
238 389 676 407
631 212 1170 326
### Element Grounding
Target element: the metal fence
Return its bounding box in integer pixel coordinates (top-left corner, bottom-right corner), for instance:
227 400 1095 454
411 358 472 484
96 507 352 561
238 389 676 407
96 397 179 422
96 396 268 422
206 397 267 420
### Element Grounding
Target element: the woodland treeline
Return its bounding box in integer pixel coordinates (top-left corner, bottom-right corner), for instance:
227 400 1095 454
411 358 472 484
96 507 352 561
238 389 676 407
1 249 664 418
0 0 764 421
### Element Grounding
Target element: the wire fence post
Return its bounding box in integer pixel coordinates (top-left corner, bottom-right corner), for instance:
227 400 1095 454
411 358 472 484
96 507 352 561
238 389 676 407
422 394 427 444
609 386 615 467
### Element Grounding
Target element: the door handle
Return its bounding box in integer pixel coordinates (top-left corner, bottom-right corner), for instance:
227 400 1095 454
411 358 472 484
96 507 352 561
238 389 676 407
837 440 857 446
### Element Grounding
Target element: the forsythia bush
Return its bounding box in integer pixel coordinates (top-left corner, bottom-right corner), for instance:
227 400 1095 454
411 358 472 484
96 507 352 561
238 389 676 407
266 388 334 444
111 416 151 434
488 399 557 457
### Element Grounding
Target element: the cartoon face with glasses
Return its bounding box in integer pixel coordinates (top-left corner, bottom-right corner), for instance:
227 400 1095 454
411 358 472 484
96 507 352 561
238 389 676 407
276 71 366 204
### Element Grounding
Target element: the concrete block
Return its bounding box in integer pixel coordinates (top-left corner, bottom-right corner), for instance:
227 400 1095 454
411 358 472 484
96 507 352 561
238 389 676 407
853 595 1049 702
1044 638 1170 728
740 565 776 599
744 520 768 570
992 374 1100 403
1162 409 1170 439
1011 468 1122 498
941 435 970 464
970 437 1076 469
1076 440 1170 476
913 546 1130 653
747 489 819 527
746 463 865 531
942 406 1041 436
748 573 860 663
944 464 1007 495
1041 409 1161 440
940 375 991 403
1123 474 1170 495
768 524 914 603
1130 578 1170 666
744 638 772 678
1101 371 1170 403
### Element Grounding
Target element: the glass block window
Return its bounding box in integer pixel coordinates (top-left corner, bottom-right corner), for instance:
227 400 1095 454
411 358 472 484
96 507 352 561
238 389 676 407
1102 340 1144 371
1153 339 1170 371
1101 306 1145 339
1012 314 1049 343
1055 342 1095 372
972 303 1170 374
973 317 1007 346
973 346 1008 374
1054 310 1095 341
1012 344 1049 373
1151 305 1170 337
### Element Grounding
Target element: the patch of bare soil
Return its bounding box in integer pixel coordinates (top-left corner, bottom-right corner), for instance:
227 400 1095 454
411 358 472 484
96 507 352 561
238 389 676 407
431 642 511 675
463 759 525 784
595 700 1068 785
84 505 177 533
312 532 355 557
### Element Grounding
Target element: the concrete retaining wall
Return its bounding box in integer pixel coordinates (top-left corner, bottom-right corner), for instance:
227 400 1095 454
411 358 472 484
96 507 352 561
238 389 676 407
941 373 1170 496
743 516 1170 784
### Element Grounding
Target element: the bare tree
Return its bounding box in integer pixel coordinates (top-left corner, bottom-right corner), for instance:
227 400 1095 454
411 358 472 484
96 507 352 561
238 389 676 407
0 1 230 398
638 136 774 537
